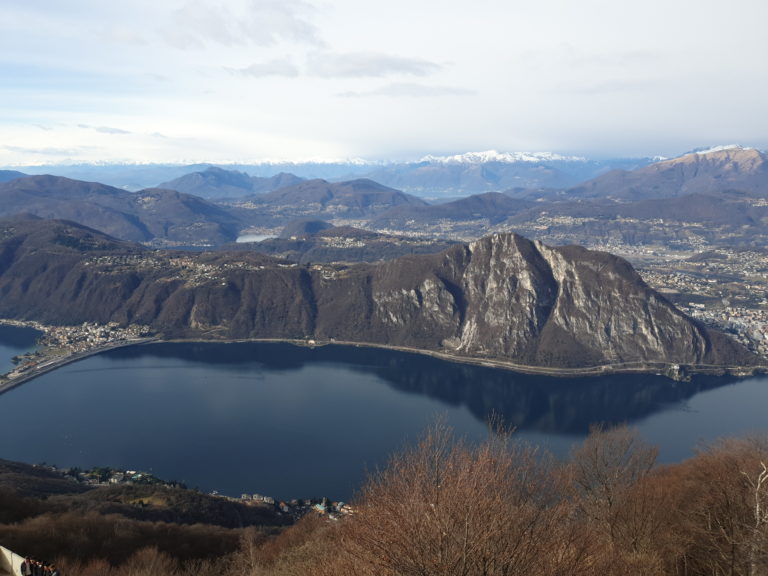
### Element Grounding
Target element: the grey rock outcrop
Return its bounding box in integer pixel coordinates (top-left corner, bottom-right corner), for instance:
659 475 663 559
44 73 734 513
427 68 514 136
347 234 748 370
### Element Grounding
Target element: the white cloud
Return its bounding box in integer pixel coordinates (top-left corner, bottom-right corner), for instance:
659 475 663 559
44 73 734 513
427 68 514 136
339 83 474 98
2 145 93 157
78 124 132 135
1 0 767 163
226 51 443 80
165 0 323 49
226 59 300 78
307 52 442 78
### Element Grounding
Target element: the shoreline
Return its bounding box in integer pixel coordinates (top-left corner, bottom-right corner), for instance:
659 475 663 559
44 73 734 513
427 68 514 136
161 336 767 382
0 338 158 396
1 319 765 393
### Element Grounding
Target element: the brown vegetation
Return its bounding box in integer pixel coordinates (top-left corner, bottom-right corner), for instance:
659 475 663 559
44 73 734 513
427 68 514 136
223 425 768 576
5 426 768 575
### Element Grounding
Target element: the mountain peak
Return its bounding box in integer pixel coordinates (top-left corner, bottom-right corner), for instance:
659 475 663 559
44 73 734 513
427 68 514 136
661 145 765 169
418 150 587 164
688 144 752 156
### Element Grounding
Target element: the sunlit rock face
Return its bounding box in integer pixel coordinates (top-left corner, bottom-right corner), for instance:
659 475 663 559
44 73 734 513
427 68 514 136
360 233 747 370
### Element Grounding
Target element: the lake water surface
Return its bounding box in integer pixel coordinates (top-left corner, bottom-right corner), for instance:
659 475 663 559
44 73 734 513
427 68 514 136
1 328 767 501
0 324 42 374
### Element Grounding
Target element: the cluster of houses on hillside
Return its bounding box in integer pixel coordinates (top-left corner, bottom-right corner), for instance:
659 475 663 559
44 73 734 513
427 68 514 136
237 493 353 521
38 322 152 353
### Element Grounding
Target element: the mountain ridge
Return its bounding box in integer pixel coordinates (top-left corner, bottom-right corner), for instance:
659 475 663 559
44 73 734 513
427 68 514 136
0 217 757 378
0 175 242 245
567 147 768 201
8 152 660 196
159 167 304 199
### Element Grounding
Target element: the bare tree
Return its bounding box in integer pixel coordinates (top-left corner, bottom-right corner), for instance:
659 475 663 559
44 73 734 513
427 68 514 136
568 425 657 537
114 546 179 576
670 436 768 576
334 423 592 576
743 461 768 575
565 424 672 574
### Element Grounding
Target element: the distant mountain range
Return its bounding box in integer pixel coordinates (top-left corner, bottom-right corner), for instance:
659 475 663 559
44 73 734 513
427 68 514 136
0 174 434 246
159 168 304 199
0 217 758 378
0 170 25 183
360 154 653 197
567 146 768 201
225 178 428 228
365 148 768 250
8 146 764 202
9 151 660 196
0 175 241 245
2 146 767 251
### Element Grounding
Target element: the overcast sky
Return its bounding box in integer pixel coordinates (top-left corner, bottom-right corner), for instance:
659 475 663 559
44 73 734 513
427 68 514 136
2 0 767 165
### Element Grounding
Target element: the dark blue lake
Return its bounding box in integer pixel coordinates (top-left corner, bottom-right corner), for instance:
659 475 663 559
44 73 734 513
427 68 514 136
1 327 767 501
0 324 42 374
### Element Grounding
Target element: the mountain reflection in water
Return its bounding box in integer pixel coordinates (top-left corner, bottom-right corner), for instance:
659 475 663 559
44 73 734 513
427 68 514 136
109 342 732 435
2 337 761 500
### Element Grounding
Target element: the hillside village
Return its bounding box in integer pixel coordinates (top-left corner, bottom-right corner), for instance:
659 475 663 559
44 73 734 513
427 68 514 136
0 321 153 387
637 247 768 357
39 463 352 522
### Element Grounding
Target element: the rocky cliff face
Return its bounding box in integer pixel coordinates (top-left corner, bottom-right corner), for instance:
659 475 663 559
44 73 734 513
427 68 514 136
352 234 749 370
0 218 757 375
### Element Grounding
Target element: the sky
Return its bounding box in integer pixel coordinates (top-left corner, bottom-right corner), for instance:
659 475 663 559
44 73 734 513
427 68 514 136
1 0 767 165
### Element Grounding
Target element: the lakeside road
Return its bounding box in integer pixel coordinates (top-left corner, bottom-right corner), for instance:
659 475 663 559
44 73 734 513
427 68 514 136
0 338 158 396
164 336 768 381
294 340 768 380
1 333 765 394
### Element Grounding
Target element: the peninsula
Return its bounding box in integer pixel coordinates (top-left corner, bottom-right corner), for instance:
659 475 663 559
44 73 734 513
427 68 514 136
0 320 155 394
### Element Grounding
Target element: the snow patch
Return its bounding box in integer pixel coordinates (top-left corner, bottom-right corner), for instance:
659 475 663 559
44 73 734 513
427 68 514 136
689 144 752 156
419 150 587 164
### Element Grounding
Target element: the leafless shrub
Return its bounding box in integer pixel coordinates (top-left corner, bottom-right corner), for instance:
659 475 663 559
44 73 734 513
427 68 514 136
332 422 591 576
671 435 768 575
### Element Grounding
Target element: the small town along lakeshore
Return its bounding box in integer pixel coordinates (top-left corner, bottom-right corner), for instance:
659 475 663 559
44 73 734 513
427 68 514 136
27 462 353 523
0 320 156 395
0 320 354 514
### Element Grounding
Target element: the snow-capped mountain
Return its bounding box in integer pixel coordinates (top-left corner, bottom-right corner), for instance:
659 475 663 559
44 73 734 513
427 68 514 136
419 150 587 164
687 144 753 156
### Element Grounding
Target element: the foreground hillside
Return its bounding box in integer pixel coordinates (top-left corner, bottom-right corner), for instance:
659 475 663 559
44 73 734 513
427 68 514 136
5 426 768 576
0 217 758 377
0 458 285 573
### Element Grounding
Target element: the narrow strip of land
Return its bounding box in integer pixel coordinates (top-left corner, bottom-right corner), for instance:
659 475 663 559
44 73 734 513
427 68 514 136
166 336 768 381
0 338 158 396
